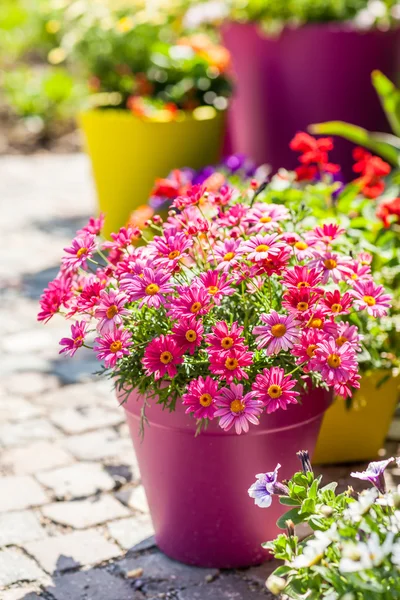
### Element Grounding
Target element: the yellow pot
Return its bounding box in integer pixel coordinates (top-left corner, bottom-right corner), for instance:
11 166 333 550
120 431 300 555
313 371 399 465
80 108 226 237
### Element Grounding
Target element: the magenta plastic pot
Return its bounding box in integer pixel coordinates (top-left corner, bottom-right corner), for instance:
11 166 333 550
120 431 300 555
122 386 331 568
222 23 400 179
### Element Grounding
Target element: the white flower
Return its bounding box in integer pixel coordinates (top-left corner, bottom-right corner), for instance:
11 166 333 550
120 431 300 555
324 592 339 600
269 169 296 191
183 1 228 28
344 488 378 522
266 574 286 594
391 540 400 567
339 532 394 573
292 526 336 568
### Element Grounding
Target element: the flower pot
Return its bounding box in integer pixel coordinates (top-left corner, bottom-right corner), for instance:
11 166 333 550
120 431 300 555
221 23 400 179
79 108 226 237
121 386 331 568
314 371 399 465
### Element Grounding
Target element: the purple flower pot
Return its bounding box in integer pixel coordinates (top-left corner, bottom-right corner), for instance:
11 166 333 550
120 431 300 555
122 386 331 568
222 23 400 179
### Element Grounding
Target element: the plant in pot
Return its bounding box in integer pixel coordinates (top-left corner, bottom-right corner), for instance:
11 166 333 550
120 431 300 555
191 0 400 175
49 0 233 236
38 157 390 568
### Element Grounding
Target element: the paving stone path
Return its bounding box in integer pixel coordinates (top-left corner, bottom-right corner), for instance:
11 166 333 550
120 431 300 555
0 155 398 600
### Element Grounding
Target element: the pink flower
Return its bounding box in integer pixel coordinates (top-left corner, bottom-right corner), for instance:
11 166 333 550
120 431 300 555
173 184 206 210
195 270 235 304
206 321 246 355
120 267 173 308
323 289 353 315
77 213 105 236
334 371 361 399
313 339 358 386
59 321 88 357
282 266 322 290
102 227 141 253
95 289 130 332
334 322 362 350
182 376 219 419
172 316 204 355
62 233 97 271
291 328 325 370
252 367 300 413
142 335 183 379
209 348 253 382
357 252 373 266
167 285 212 319
238 234 285 262
215 383 263 434
212 238 241 272
71 279 106 315
282 288 320 317
253 311 300 355
37 273 73 322
306 223 345 245
345 261 372 284
218 204 247 229
351 280 391 317
309 251 352 284
244 203 290 233
303 308 337 336
149 228 193 269
253 247 292 276
94 328 132 368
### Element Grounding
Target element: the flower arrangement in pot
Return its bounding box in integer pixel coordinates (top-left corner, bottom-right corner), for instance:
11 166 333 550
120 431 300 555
51 0 233 235
191 0 400 174
38 151 391 567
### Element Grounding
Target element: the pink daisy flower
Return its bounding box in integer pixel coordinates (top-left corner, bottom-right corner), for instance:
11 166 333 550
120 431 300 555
206 321 246 355
291 328 325 370
215 383 263 434
217 204 248 229
195 270 235 304
149 228 193 269
309 251 352 284
313 339 358 386
334 322 363 350
345 261 372 285
253 247 292 277
62 233 97 271
238 234 285 262
172 316 204 355
173 184 206 210
212 238 241 272
182 376 219 420
253 311 300 355
72 279 106 315
303 308 337 336
252 367 300 413
357 252 373 266
142 335 184 380
94 328 132 368
334 371 361 400
167 285 212 319
292 238 317 261
244 203 290 233
351 280 391 317
306 223 345 245
37 274 73 322
209 348 253 382
282 288 320 317
77 213 105 236
282 266 322 290
323 289 353 315
120 267 173 309
102 226 141 253
59 320 89 357
95 289 130 333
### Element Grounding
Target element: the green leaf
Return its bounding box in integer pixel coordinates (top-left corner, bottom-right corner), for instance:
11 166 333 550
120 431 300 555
276 507 302 529
300 498 315 514
372 70 400 138
320 482 338 493
273 565 291 577
279 497 301 506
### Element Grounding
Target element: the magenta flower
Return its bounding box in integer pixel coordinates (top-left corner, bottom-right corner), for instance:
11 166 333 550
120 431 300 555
351 457 394 494
215 383 263 434
313 338 358 386
167 285 212 319
253 311 300 355
62 233 97 271
351 280 391 317
102 226 141 252
206 321 246 355
244 203 290 233
291 237 317 261
306 223 345 245
149 228 193 269
120 267 173 309
95 289 130 333
309 251 352 284
209 347 253 382
196 270 235 304
291 328 325 370
302 308 338 337
172 316 204 355
172 184 206 210
182 376 219 420
345 261 371 284
142 335 183 380
254 247 292 277
37 273 73 322
238 234 285 262
357 251 373 266
252 367 300 413
94 328 132 368
282 288 320 317
323 289 353 315
73 279 106 314
59 321 89 357
334 371 361 399
212 238 241 272
334 322 363 351
77 213 105 236
282 266 322 290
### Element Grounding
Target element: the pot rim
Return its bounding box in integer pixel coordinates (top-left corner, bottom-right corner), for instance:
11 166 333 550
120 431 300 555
222 20 400 37
79 106 225 125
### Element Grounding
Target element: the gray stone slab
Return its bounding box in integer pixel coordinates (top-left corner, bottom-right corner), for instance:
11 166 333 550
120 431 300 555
1 372 59 397
46 568 138 600
1 441 73 475
62 428 132 461
25 529 121 574
36 463 115 499
107 514 154 550
0 476 48 512
0 510 46 546
35 381 114 409
0 547 45 587
0 397 43 422
178 575 273 599
0 419 60 447
1 586 43 600
119 485 150 513
49 406 124 435
42 495 129 529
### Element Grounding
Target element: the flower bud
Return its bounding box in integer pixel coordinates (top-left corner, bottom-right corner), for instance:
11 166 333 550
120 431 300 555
266 575 286 595
286 519 295 537
320 505 333 517
152 215 162 224
297 450 313 474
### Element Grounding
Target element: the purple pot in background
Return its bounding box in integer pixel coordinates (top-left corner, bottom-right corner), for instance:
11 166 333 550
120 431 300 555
222 23 400 179
122 386 331 568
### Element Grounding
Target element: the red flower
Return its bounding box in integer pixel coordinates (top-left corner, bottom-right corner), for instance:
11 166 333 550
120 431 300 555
352 147 391 199
376 197 400 228
290 132 339 181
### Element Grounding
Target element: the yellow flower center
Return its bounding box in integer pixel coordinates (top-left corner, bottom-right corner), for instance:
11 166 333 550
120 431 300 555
297 281 310 288
297 302 309 311
190 301 202 313
225 357 239 371
351 273 358 280
271 323 287 337
223 252 235 261
327 354 341 368
145 283 160 295
309 318 323 329
268 384 282 398
199 393 213 407
324 258 337 270
221 336 234 349
230 399 245 413
74 335 83 345
331 303 342 313
336 336 347 347
110 341 122 353
306 344 317 358
363 295 376 306
208 286 219 295
77 247 88 258
260 216 272 223
255 244 270 252
168 250 180 260
106 305 118 319
185 329 197 342
295 241 308 250
160 351 173 364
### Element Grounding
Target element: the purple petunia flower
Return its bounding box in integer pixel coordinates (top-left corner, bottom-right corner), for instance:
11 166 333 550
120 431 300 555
351 457 394 494
248 464 289 508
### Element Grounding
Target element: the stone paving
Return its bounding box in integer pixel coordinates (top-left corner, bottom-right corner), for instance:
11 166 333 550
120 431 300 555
0 154 399 600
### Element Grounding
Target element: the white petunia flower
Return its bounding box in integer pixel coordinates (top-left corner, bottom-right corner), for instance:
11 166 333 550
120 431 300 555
292 525 336 568
339 532 394 573
344 488 378 522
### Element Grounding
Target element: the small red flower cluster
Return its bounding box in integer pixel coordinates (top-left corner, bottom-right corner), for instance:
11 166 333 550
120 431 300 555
290 132 340 181
352 147 391 199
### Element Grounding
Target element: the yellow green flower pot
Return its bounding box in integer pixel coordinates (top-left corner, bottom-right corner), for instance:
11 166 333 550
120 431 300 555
80 108 226 237
313 371 399 465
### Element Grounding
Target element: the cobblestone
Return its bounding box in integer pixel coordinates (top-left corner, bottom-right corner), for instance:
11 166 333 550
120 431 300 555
0 548 45 587
62 428 133 461
1 586 43 600
0 442 73 476
107 514 154 550
46 568 139 600
42 495 130 529
0 476 48 512
0 397 43 422
0 419 61 448
0 511 47 546
36 463 115 499
49 406 124 435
